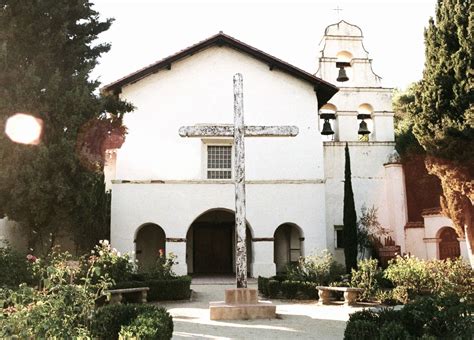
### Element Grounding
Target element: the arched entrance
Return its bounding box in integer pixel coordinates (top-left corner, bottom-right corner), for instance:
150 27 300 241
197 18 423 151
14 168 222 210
438 227 460 260
274 223 303 273
135 223 166 271
186 209 252 275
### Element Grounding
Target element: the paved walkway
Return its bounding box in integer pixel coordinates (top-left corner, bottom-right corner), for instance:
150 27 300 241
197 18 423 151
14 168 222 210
160 283 371 340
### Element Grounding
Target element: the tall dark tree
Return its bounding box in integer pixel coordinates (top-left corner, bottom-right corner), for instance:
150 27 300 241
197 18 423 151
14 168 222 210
412 0 473 265
343 142 358 272
0 0 132 254
393 86 442 221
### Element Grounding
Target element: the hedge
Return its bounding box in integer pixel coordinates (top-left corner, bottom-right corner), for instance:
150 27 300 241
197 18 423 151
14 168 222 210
90 304 173 340
258 276 318 299
344 295 474 339
113 275 192 301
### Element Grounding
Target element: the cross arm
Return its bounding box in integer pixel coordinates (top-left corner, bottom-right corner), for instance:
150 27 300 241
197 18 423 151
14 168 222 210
179 125 299 137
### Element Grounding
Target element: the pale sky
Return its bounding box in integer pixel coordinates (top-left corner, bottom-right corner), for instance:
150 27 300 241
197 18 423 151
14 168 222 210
91 0 437 90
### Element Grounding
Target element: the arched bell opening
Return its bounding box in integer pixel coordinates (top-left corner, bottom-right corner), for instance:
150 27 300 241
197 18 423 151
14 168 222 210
357 103 374 141
134 223 166 272
437 227 461 260
336 50 353 83
273 223 304 273
319 103 337 140
186 208 253 276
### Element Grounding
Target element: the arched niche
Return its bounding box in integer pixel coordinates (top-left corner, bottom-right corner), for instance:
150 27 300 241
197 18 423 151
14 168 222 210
437 227 461 260
134 223 166 272
185 208 253 275
336 50 353 63
357 103 374 141
357 103 374 115
273 223 304 273
319 103 337 140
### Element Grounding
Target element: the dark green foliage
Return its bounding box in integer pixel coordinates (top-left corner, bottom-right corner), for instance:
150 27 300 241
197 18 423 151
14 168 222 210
411 0 473 247
0 246 33 287
119 308 174 340
344 295 474 339
343 143 358 272
281 280 298 299
113 276 192 301
344 320 379 340
267 279 281 298
257 276 269 296
147 276 192 301
258 277 318 300
378 322 409 340
0 0 133 254
90 304 172 340
412 0 473 164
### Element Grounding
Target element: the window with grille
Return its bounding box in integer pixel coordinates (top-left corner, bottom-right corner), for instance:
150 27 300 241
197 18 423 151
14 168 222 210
207 145 232 179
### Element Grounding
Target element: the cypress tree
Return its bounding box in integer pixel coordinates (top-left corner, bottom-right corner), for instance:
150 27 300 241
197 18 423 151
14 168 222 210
412 0 473 265
343 142 358 272
0 1 133 254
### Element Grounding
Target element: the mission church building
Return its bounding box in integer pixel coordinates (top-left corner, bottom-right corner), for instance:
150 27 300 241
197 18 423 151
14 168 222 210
101 20 468 277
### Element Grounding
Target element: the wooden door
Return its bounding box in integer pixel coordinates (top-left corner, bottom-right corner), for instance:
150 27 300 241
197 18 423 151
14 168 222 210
439 228 460 260
193 223 233 273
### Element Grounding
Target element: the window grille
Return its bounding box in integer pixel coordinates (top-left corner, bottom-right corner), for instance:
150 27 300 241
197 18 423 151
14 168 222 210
207 145 232 179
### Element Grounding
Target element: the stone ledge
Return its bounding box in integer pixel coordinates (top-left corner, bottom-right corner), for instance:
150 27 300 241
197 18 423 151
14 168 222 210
209 301 276 320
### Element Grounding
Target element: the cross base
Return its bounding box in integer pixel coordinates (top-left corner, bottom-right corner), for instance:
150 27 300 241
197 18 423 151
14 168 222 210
209 288 276 320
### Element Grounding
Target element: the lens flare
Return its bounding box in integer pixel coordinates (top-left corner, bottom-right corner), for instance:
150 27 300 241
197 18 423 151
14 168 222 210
5 113 43 145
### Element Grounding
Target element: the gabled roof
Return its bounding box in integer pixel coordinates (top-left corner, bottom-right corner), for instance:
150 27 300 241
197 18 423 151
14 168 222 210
102 32 338 108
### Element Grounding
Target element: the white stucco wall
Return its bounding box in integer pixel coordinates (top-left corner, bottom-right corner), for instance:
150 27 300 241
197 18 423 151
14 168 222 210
111 181 326 276
323 142 395 263
115 46 323 181
109 45 329 276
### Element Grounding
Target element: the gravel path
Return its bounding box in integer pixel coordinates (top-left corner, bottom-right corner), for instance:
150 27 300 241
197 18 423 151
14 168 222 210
160 283 368 340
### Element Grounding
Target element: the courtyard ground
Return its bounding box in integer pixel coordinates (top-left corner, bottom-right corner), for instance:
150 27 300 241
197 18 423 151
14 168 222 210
159 278 372 340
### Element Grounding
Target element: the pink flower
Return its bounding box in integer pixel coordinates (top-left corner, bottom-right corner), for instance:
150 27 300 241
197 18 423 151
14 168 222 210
158 248 164 257
26 254 37 263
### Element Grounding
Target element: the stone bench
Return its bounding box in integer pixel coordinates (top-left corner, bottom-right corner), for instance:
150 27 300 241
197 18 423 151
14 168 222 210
108 287 150 305
316 286 364 306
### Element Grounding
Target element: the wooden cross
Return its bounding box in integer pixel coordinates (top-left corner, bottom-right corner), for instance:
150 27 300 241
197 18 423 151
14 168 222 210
179 73 298 288
333 5 343 17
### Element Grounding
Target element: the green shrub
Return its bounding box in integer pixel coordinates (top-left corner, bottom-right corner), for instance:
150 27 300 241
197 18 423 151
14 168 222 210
286 250 345 285
147 276 191 301
344 295 474 339
297 281 319 299
384 255 431 303
0 250 110 339
378 322 409 340
351 259 382 301
267 279 281 298
375 289 397 306
344 320 379 340
91 303 172 340
384 255 474 303
119 308 173 340
146 251 178 279
80 240 134 285
281 280 298 299
257 276 269 296
0 245 33 287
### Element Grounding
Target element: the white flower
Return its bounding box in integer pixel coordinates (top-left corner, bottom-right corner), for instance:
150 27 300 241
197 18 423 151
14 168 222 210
102 240 110 246
99 250 104 256
117 252 121 256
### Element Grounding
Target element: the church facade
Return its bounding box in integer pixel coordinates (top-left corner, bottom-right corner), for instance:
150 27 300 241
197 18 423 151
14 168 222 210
99 21 468 276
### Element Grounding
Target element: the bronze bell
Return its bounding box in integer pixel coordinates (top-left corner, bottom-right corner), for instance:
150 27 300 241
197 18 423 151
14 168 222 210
337 66 349 82
321 120 334 135
358 120 370 135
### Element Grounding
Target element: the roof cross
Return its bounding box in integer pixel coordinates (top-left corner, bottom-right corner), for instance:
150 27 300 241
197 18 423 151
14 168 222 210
333 5 343 17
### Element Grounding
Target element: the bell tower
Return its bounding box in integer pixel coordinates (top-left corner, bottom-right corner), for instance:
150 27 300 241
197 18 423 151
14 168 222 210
315 20 394 142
